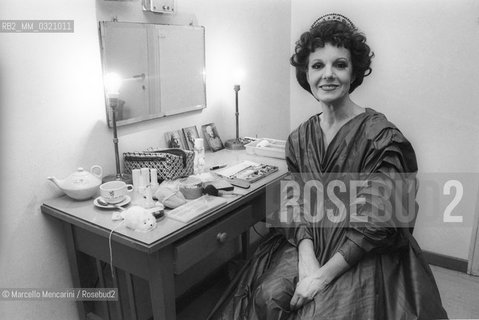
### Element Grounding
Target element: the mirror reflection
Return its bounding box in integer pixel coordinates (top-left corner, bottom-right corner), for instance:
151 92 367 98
99 21 206 127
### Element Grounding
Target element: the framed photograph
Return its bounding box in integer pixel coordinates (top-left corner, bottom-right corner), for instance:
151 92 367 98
201 123 224 152
164 130 186 149
182 126 200 150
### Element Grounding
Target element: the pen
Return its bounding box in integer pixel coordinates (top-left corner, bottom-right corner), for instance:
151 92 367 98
209 164 227 170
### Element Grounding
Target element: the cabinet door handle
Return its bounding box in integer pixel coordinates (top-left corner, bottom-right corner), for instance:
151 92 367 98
216 232 228 243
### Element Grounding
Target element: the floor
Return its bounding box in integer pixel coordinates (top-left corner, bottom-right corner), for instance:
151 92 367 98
177 265 479 320
430 265 479 319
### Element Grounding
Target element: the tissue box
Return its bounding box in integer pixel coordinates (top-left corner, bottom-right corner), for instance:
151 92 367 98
245 138 286 159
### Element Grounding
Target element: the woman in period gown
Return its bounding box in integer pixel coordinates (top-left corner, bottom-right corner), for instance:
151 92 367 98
208 14 448 320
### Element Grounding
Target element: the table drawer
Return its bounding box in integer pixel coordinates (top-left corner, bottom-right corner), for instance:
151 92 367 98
174 205 254 274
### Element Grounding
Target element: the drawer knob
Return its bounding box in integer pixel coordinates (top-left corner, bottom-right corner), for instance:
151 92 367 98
216 232 228 243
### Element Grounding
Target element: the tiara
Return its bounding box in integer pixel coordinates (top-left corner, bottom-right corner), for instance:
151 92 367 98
310 13 357 31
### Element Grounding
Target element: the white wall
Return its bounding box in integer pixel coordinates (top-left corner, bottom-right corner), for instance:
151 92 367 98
0 0 291 319
3 0 476 318
290 0 479 259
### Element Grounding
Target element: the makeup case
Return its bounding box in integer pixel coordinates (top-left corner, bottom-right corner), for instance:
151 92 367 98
123 148 194 181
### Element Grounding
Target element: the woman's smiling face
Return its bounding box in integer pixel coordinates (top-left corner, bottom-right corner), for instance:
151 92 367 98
307 43 354 104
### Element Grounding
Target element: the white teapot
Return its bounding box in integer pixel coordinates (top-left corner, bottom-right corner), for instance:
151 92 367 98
48 165 103 200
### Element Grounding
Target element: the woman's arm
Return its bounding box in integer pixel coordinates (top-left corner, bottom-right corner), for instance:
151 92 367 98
297 239 320 280
290 251 350 310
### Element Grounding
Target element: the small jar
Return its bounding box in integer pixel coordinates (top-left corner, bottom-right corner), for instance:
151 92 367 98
150 168 160 194
193 138 205 174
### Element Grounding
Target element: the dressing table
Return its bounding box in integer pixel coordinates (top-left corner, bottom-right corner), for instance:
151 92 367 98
41 149 287 320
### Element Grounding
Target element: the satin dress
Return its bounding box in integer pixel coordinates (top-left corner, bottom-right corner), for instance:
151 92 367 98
208 108 448 320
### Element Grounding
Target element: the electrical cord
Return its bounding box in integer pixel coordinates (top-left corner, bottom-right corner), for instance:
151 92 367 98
108 220 125 279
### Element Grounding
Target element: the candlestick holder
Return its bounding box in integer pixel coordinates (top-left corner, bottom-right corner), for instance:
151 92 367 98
102 73 132 183
225 84 246 150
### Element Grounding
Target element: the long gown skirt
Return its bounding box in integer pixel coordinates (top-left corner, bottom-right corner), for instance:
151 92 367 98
208 231 447 320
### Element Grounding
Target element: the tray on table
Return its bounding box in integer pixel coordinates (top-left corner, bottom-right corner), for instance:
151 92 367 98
244 138 286 159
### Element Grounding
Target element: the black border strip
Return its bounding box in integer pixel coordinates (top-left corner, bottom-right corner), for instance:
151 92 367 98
423 250 468 273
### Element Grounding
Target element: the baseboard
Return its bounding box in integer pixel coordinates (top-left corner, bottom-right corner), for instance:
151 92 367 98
423 250 468 273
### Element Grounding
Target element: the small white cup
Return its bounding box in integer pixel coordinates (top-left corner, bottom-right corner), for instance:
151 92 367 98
100 181 133 204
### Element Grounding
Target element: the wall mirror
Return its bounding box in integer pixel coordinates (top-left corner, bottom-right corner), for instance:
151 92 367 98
99 21 206 127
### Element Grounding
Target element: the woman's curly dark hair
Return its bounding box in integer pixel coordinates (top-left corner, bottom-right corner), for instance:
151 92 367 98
290 20 374 94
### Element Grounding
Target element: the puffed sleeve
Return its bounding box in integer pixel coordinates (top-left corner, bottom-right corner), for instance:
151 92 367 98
275 132 314 247
337 127 418 266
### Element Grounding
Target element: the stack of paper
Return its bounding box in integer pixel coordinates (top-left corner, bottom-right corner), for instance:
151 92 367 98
167 195 227 223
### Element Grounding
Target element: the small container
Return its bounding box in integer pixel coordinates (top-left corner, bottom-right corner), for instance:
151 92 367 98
179 177 203 199
244 138 286 159
150 168 160 194
142 185 155 209
141 168 150 186
132 169 141 188
194 138 205 174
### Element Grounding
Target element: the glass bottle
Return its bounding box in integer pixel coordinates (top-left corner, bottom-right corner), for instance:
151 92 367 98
194 138 205 174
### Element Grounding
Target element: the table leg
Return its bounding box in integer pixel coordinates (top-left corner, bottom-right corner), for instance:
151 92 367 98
147 246 176 320
111 267 124 320
95 259 111 320
125 272 138 320
63 223 87 320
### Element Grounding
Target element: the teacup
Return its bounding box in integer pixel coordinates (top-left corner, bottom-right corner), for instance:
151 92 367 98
100 181 133 204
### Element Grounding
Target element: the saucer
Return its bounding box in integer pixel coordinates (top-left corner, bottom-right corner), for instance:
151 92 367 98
93 195 131 209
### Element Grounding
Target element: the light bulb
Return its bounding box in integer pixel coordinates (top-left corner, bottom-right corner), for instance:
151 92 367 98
232 68 245 86
104 72 122 97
